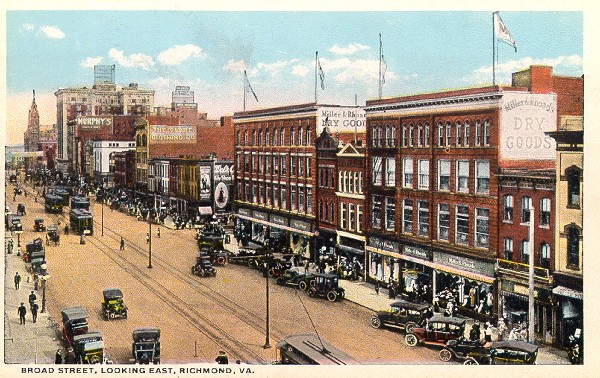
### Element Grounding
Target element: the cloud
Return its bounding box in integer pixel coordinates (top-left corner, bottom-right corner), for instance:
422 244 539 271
157 44 206 66
81 56 104 68
108 48 154 70
292 64 310 76
329 43 370 56
223 59 248 72
257 60 290 76
320 57 397 85
40 26 65 39
23 23 35 31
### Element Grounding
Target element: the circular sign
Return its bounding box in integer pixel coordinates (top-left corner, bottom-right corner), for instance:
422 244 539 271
215 182 229 209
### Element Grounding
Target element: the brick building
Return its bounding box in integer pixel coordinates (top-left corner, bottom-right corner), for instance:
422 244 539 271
113 150 136 190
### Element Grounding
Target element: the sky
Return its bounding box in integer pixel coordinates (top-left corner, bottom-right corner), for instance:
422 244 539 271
3 7 584 145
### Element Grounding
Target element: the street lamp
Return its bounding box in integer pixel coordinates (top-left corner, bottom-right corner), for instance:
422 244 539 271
147 175 153 269
263 241 271 349
40 277 47 313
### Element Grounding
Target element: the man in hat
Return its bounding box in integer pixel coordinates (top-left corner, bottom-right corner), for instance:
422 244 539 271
215 351 229 364
14 272 21 290
29 290 37 307
18 302 27 324
30 301 39 323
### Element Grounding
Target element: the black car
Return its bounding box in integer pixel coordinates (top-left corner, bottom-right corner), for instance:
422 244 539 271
307 273 345 302
191 255 217 277
370 301 434 333
439 336 487 362
462 340 539 365
101 288 128 320
132 328 161 364
34 218 46 232
276 267 315 291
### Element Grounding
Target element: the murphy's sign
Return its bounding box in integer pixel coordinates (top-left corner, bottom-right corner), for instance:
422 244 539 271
77 116 113 131
500 92 557 160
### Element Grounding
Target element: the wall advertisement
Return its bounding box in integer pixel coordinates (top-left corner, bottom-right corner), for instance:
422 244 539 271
316 106 366 134
149 125 196 143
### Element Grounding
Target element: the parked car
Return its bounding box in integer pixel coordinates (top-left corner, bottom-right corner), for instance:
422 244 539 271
439 336 487 362
73 332 104 364
34 218 46 232
61 307 90 347
132 328 161 364
9 215 22 232
276 267 315 291
370 301 434 333
47 224 59 245
101 288 128 320
307 273 345 302
404 315 466 348
462 340 539 365
191 255 217 277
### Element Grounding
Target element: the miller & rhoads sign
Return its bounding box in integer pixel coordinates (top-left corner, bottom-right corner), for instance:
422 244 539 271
499 92 557 160
317 106 366 133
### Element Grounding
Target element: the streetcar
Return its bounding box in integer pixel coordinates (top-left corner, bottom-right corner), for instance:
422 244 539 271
45 193 64 213
70 196 90 211
70 208 94 235
275 333 359 365
54 188 71 206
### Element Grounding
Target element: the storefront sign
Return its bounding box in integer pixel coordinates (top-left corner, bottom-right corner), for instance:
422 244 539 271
512 284 539 298
368 237 399 253
317 106 366 133
149 125 196 143
290 219 311 232
238 208 251 216
403 245 431 261
252 211 268 221
214 163 233 184
270 214 288 226
214 182 229 210
198 164 212 201
77 116 113 133
433 251 494 277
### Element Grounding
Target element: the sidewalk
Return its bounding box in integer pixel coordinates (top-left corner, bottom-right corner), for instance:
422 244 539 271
4 231 63 364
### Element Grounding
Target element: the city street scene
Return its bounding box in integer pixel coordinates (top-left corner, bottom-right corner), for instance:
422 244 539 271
3 4 588 376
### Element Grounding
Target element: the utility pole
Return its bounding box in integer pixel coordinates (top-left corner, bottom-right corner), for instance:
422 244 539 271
528 207 535 343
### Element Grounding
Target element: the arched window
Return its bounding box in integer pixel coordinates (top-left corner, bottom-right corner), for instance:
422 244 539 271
483 119 491 146
136 134 141 146
280 128 285 146
265 129 270 146
298 126 303 146
244 130 248 145
567 226 580 268
257 129 262 146
437 122 444 146
251 130 256 145
408 123 414 147
236 130 241 145
142 134 147 147
424 122 430 147
290 127 295 145
273 129 278 146
445 121 451 146
567 167 581 207
475 120 482 146
402 123 408 147
306 126 311 145
456 121 462 146
463 121 470 146
539 243 550 269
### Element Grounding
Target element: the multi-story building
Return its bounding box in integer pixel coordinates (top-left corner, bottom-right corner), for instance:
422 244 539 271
315 128 339 260
113 150 136 191
93 140 136 185
24 91 40 153
547 115 583 347
364 65 582 326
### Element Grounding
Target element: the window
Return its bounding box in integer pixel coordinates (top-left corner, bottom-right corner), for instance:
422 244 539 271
298 186 305 213
403 158 413 188
265 129 270 146
372 126 378 147
251 130 256 145
252 182 257 203
341 203 348 229
281 187 287 210
245 183 250 202
273 155 279 174
455 205 469 245
258 183 264 204
291 187 296 211
418 124 424 146
503 195 513 222
483 119 491 145
418 201 429 236
290 156 296 176
349 203 355 231
329 202 334 222
306 157 311 178
403 199 413 233
258 156 263 174
307 188 313 213
280 128 285 145
298 157 304 177
274 185 279 207
385 197 396 231
402 124 408 147
244 130 248 145
464 121 470 146
266 154 271 174
438 160 450 191
372 157 383 185
503 238 513 260
372 195 381 229
567 227 580 268
385 157 395 187
438 204 450 241
539 243 550 269
445 121 451 146
385 125 392 147
298 127 303 146
521 240 530 263
258 130 262 146
236 130 241 145
319 200 324 220
358 172 363 194
306 127 311 145
567 168 581 207
408 124 414 147
357 205 363 232
266 184 272 206
418 160 429 189
456 122 462 146
290 127 295 145
273 129 278 145
475 120 481 146
475 208 489 248
456 161 469 193
475 160 490 194
424 122 430 146
280 155 287 175
540 198 551 227
521 196 531 223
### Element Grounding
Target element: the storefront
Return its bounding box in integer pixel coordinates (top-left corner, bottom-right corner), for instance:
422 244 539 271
366 236 400 286
336 230 366 280
398 244 434 303
551 273 583 347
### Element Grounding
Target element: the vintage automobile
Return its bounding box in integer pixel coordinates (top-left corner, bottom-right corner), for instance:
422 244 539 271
34 218 46 232
47 225 59 245
24 238 44 261
191 255 217 277
17 203 26 216
102 288 128 320
438 336 487 362
73 331 105 364
132 328 161 364
307 273 345 302
228 245 268 267
61 307 90 347
25 247 46 275
404 315 466 348
9 174 17 183
276 267 315 291
198 242 229 265
462 340 539 365
370 301 434 333
9 215 22 232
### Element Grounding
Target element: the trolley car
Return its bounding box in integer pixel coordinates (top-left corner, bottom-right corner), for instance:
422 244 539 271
45 193 64 213
276 334 359 365
70 208 94 235
70 196 90 211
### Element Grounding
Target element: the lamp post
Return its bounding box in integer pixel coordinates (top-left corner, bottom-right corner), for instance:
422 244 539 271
40 277 47 313
528 207 535 343
263 241 271 349
147 175 153 269
101 191 104 237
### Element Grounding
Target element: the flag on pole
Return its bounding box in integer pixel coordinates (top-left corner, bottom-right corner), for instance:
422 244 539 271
317 58 325 90
244 70 258 102
381 54 387 85
494 12 517 52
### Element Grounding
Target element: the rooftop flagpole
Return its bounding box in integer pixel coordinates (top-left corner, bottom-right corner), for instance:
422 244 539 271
243 70 247 111
493 12 496 86
315 51 318 104
379 33 382 99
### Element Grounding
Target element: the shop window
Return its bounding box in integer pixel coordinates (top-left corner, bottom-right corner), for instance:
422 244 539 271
475 160 490 194
456 160 469 193
403 158 413 188
540 198 551 227
403 199 413 233
567 227 580 268
521 196 532 224
475 208 489 248
418 160 429 189
438 160 450 191
539 243 550 269
567 168 581 207
385 197 396 231
372 195 382 229
418 200 429 237
437 203 450 241
503 238 513 260
521 240 530 263
455 205 469 245
503 195 513 222
372 156 383 185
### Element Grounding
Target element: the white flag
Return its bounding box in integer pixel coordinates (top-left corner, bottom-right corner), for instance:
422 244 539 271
494 12 517 52
318 59 325 90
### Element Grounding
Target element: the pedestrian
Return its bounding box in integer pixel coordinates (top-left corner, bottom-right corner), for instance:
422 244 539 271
64 225 69 235
470 321 481 341
7 239 13 254
157 227 161 238
64 348 77 364
388 282 395 299
14 272 21 289
18 302 27 324
30 302 38 323
46 234 50 246
215 351 229 364
484 322 493 343
374 281 380 295
55 349 63 364
55 234 60 246
28 290 37 307
120 237 125 251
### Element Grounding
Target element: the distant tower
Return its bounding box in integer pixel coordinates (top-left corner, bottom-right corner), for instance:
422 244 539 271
24 90 40 152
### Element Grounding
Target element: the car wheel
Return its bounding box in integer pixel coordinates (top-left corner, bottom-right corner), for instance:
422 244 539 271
298 281 308 291
109 312 116 319
276 278 284 285
405 333 418 347
371 316 382 329
308 288 316 297
405 322 417 333
327 291 338 302
191 267 196 275
439 348 453 362
247 259 254 267
199 269 204 276
463 357 479 365
217 257 226 265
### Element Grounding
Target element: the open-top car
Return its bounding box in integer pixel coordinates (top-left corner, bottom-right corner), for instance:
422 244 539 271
439 336 487 362
191 254 217 277
462 340 539 365
404 315 466 348
9 215 22 232
132 328 161 364
47 225 59 245
307 273 345 302
61 307 90 347
102 288 128 320
276 267 315 291
73 331 105 364
34 218 46 232
370 301 434 333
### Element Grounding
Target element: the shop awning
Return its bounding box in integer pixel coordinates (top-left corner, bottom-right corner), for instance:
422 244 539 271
198 206 212 216
552 286 583 300
433 262 494 284
236 214 315 237
338 244 364 256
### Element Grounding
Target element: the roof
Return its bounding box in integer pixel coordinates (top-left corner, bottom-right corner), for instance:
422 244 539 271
103 288 124 299
277 333 359 365
61 307 89 322
428 315 466 326
489 340 538 354
313 273 339 279
133 328 161 342
390 301 432 311
73 332 102 344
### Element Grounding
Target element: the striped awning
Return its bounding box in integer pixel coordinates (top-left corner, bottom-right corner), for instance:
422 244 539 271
552 286 583 300
236 214 315 237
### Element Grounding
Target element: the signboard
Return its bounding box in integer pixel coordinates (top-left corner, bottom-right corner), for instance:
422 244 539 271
433 251 495 277
149 125 196 143
290 219 311 232
199 164 212 201
11 151 43 158
270 214 288 226
316 106 366 133
94 64 115 84
252 211 268 221
77 116 113 132
213 162 233 212
368 237 399 253
214 163 233 184
500 92 557 160
214 183 229 210
402 245 431 261
238 208 252 216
